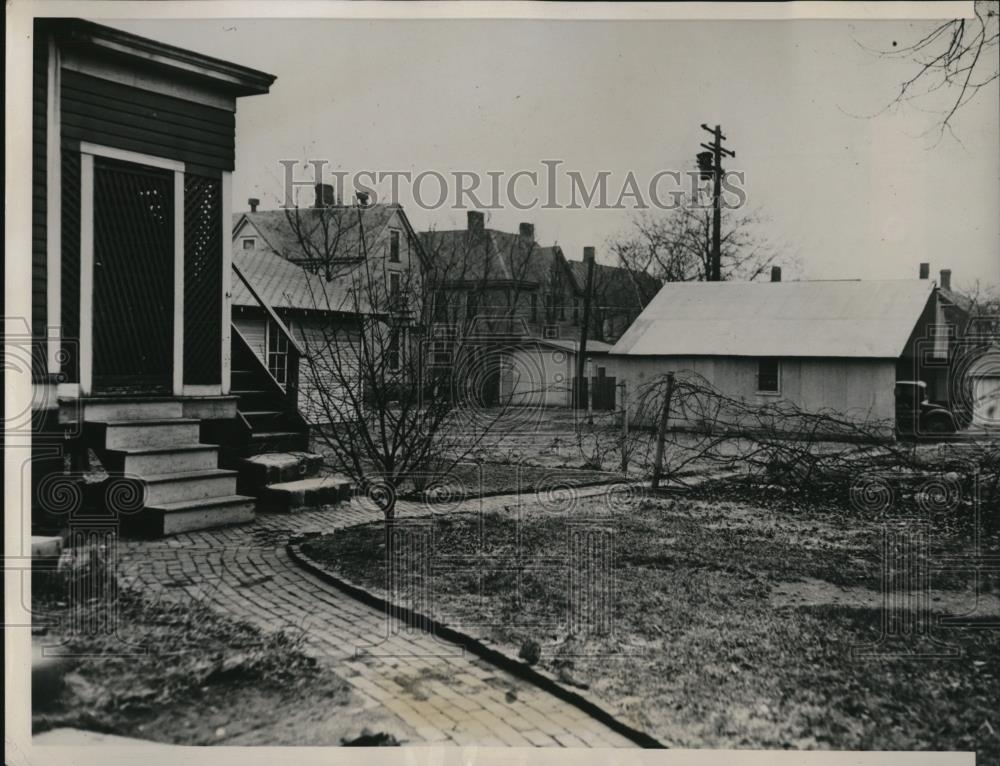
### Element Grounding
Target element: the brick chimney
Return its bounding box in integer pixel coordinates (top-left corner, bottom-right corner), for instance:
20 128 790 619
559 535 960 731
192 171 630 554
467 211 485 233
770 266 782 282
519 222 535 241
940 269 952 291
248 197 260 213
919 262 930 279
314 183 335 208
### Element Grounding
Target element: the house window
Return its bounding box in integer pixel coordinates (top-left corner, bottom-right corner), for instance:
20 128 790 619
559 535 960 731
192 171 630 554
466 293 478 321
242 237 256 250
387 327 401 371
266 320 290 386
431 339 452 367
573 298 580 323
389 272 401 308
434 290 449 321
389 230 400 263
558 294 566 320
757 358 780 394
530 294 537 322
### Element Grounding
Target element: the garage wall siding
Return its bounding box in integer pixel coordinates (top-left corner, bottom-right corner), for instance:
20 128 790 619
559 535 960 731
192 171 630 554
605 355 897 431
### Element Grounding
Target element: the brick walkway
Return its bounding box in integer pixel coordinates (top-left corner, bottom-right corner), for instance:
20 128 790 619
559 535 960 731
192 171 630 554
117 486 636 748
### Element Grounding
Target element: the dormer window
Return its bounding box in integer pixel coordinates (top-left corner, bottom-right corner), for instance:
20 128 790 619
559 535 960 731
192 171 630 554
242 237 256 250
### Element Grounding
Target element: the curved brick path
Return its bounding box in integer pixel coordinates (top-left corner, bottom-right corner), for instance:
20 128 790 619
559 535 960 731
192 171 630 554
117 487 636 748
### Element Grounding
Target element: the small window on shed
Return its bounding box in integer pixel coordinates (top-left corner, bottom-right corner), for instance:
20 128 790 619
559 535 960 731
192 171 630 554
757 358 780 394
242 237 256 250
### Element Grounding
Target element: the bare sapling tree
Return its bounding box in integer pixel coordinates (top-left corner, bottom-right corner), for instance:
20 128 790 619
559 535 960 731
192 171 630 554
283 200 552 521
621 370 1000 511
608 198 788 286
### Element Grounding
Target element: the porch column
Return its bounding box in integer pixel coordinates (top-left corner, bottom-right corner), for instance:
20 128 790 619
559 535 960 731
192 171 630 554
173 169 185 395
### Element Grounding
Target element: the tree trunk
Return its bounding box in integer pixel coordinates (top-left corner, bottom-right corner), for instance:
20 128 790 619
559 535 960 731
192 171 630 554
382 497 396 522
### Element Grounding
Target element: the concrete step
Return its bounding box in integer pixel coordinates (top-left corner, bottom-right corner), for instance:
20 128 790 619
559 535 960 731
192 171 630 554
140 468 239 506
104 444 220 475
230 451 324 494
31 535 63 558
258 476 353 513
242 409 286 429
80 398 184 422
98 419 202 450
248 430 308 453
141 494 256 536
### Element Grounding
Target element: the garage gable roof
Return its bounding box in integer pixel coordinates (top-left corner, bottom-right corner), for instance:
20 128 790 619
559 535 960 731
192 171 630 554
610 279 936 359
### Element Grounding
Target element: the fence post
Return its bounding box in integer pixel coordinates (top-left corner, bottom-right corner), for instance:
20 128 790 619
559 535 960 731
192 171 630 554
586 357 594 425
650 373 675 490
620 380 629 475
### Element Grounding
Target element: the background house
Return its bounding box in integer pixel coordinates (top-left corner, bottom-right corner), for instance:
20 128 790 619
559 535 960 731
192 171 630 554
420 212 648 407
421 212 580 340
607 275 960 434
231 190 423 427
566 259 661 344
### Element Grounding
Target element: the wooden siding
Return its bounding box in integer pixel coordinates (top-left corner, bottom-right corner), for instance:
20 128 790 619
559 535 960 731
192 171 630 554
234 314 267 361
292 319 362 425
61 69 235 174
606 355 897 432
60 150 81 382
32 35 48 379
503 345 576 407
233 312 362 425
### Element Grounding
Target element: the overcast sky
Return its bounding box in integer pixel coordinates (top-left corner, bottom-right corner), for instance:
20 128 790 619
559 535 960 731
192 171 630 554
111 17 999 288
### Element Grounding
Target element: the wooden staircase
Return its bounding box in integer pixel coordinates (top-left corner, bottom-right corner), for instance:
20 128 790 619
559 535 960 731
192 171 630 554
204 328 310 459
83 399 256 536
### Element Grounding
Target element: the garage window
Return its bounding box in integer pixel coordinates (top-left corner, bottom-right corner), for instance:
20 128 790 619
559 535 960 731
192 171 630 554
757 358 780 394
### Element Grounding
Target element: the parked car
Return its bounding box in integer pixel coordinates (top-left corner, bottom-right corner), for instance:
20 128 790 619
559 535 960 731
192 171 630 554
894 380 957 437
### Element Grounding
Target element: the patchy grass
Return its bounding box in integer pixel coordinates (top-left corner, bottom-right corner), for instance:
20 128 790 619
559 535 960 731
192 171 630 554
32 588 385 746
301 493 1000 756
405 463 623 500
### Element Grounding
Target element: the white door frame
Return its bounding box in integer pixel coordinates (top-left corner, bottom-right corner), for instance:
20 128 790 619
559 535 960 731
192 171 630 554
78 142 185 396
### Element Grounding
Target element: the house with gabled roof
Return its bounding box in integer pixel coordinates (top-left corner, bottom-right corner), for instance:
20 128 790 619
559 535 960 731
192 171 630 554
565 259 661 344
420 212 615 407
229 186 423 430
420 212 580 341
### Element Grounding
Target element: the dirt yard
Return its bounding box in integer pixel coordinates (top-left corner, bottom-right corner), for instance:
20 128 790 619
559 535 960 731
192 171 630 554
301 489 1000 757
32 588 401 745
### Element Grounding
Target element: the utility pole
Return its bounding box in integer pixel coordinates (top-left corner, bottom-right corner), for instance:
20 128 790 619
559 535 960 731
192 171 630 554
697 124 735 282
575 246 596 409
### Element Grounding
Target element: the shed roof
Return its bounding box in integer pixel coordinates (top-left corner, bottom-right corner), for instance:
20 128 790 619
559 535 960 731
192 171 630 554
232 248 361 314
609 279 936 359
